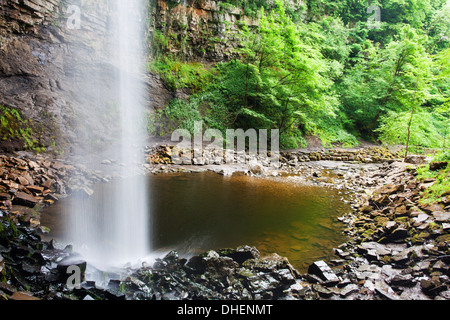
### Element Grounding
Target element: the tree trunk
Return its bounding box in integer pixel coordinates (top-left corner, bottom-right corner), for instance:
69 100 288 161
369 50 408 131
405 86 418 160
404 108 414 159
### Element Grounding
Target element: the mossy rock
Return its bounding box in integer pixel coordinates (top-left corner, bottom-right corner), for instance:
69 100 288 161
435 234 450 243
410 232 430 244
374 216 389 227
394 216 410 224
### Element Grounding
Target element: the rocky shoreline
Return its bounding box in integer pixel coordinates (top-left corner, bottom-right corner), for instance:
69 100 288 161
0 146 449 300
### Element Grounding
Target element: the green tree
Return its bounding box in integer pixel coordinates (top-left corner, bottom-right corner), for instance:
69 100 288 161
340 26 439 137
226 0 341 147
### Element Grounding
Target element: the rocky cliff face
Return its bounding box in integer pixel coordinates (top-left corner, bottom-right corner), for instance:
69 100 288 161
151 0 304 62
0 0 304 155
0 0 171 154
0 0 64 152
152 0 252 61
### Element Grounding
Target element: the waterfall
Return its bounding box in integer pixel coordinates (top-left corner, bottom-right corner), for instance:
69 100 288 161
65 0 150 269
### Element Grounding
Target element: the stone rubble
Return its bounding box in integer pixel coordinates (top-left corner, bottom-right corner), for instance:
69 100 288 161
0 146 448 300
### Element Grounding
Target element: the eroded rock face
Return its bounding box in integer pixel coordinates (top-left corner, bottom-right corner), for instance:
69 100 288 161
0 0 308 154
151 0 304 62
0 0 171 154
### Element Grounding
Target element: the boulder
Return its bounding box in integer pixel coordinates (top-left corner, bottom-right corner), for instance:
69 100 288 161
56 255 87 286
196 250 239 278
307 260 339 284
432 211 450 222
246 270 295 295
12 192 39 207
429 161 448 171
405 155 427 164
217 246 260 266
243 253 294 274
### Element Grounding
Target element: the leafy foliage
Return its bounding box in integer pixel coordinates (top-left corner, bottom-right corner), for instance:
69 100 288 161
147 56 213 93
416 156 450 204
376 111 446 148
0 105 45 152
149 0 450 150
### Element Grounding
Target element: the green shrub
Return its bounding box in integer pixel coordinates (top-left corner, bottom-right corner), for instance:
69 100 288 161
376 111 446 149
0 105 45 152
433 150 450 162
147 57 213 93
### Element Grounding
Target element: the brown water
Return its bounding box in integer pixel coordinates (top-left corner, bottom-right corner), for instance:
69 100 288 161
41 171 351 272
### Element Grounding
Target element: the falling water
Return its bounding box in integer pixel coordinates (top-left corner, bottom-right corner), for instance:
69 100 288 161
65 0 150 268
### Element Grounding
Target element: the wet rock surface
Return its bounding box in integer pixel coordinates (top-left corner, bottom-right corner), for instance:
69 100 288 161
0 153 109 229
0 146 449 300
0 210 83 300
121 248 298 300
304 161 450 300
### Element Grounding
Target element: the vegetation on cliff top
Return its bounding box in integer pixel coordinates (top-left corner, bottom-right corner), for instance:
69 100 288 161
150 0 449 151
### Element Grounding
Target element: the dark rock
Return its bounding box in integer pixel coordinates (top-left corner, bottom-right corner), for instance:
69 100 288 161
201 250 239 278
429 161 448 171
217 245 260 266
56 255 87 286
389 274 416 287
185 255 206 274
382 227 409 243
312 284 333 298
246 273 283 294
243 253 299 279
421 278 447 296
0 282 16 295
303 273 323 284
21 260 42 275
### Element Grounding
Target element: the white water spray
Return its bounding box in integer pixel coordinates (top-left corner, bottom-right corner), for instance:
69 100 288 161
65 0 150 269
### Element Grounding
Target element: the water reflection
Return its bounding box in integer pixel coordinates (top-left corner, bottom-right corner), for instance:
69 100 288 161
42 172 351 272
